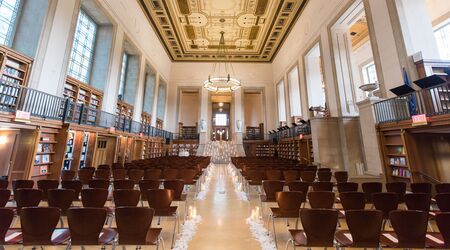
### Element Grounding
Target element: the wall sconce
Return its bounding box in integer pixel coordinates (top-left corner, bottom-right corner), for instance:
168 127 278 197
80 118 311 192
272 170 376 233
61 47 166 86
0 136 8 145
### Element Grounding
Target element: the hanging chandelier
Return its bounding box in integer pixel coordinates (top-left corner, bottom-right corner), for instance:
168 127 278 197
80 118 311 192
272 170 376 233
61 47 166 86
203 31 242 92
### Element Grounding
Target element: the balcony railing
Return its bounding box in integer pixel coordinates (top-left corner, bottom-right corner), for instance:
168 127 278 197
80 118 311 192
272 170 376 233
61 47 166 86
268 123 311 141
0 80 173 141
374 81 450 124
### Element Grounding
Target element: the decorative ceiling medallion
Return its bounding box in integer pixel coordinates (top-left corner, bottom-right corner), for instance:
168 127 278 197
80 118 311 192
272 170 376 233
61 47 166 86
138 0 308 62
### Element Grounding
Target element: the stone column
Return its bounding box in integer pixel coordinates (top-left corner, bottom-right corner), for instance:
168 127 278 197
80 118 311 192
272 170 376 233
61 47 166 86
357 97 385 176
150 73 160 127
196 88 209 155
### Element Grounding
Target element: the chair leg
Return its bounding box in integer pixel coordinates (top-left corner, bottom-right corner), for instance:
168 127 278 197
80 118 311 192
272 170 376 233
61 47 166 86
171 215 178 249
272 217 278 249
59 217 65 228
267 214 272 236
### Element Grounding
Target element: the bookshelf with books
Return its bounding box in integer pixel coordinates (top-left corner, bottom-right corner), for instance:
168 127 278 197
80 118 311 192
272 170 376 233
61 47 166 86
379 129 412 183
64 77 103 123
255 143 275 157
141 112 152 127
299 135 314 164
62 131 75 171
116 101 133 120
156 119 163 129
0 45 33 109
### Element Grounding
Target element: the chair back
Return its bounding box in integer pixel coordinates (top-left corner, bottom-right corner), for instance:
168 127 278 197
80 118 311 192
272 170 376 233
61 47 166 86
139 180 161 201
67 207 107 245
436 183 450 194
312 181 334 192
389 210 428 248
361 182 382 202
61 180 82 200
115 207 154 245
37 180 59 200
0 180 8 189
317 172 332 182
61 170 76 181
265 170 282 180
340 192 366 211
436 212 450 248
78 169 94 185
300 208 338 247
248 170 266 184
20 207 60 245
0 189 11 207
81 188 108 208
88 179 110 189
262 180 284 200
144 169 162 180
308 191 335 209
15 188 42 210
0 208 14 244
337 182 358 193
287 181 308 202
275 191 303 216
179 169 197 184
386 182 406 202
334 171 348 183
346 209 383 248
162 169 179 180
283 170 298 182
47 189 74 213
146 189 174 211
411 182 432 194
113 179 135 190
93 169 110 180
97 164 110 170
112 162 124 169
12 179 34 192
300 171 316 183
404 193 431 212
112 169 127 180
113 189 140 207
436 193 450 212
372 192 398 218
163 180 185 200
128 169 144 184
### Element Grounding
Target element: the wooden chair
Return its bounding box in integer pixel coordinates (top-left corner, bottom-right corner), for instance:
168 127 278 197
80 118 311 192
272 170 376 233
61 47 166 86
80 188 108 208
77 169 94 185
436 183 450 193
381 210 428 248
260 180 284 219
127 169 145 184
0 180 8 189
404 193 431 212
308 191 335 209
337 182 358 193
113 179 135 190
317 171 332 182
12 179 34 193
93 169 110 180
361 182 382 203
37 180 59 200
335 209 383 248
139 180 161 204
60 170 76 181
0 208 17 245
47 189 75 227
311 181 334 192
300 170 316 183
334 171 348 183
162 169 179 180
113 189 140 207
0 189 11 207
434 212 450 248
146 189 179 248
411 182 432 194
339 192 366 211
286 181 308 205
112 169 127 180
282 170 299 183
265 170 282 180
435 193 450 212
115 207 163 249
20 207 70 246
61 180 82 200
372 192 399 230
88 179 110 189
287 208 338 249
66 207 116 247
386 182 406 203
268 191 304 248
14 189 42 212
144 169 162 180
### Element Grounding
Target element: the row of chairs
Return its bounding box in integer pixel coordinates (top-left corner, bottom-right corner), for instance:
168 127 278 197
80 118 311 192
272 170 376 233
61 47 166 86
285 208 450 249
0 206 164 249
2 188 181 248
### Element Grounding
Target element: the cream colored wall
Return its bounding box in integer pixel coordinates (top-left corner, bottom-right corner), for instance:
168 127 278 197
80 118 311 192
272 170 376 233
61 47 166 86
179 92 200 126
166 62 275 132
243 93 263 127
426 0 450 26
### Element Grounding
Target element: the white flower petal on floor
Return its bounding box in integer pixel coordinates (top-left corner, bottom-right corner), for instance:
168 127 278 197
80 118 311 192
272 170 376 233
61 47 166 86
228 163 248 201
246 217 277 250
195 164 214 200
172 215 203 250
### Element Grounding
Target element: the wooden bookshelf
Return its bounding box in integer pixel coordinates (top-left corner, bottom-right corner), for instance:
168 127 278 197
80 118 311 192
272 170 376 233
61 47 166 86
144 138 164 158
156 118 163 129
0 45 33 109
141 112 152 126
170 141 199 156
255 143 275 157
116 100 133 119
64 77 103 124
245 123 264 140
379 129 412 183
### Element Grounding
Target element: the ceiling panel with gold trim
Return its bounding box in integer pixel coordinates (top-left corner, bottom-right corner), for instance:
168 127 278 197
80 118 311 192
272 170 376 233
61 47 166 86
138 0 308 62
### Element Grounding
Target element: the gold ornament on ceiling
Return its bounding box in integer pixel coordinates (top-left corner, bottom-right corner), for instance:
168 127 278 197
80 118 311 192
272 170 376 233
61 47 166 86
138 0 309 62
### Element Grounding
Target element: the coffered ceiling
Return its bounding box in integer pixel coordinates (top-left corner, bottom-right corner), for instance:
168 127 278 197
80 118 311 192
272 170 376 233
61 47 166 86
138 0 308 62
